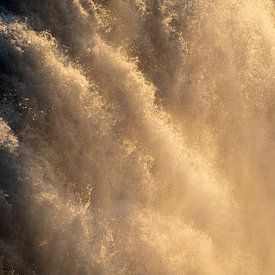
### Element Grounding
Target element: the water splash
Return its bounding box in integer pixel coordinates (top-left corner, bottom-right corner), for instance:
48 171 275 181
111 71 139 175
0 0 274 274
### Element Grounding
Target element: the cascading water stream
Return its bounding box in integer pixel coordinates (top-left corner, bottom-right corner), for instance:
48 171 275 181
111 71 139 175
0 0 275 274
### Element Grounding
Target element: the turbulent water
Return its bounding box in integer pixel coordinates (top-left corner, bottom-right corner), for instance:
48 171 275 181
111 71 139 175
0 0 275 274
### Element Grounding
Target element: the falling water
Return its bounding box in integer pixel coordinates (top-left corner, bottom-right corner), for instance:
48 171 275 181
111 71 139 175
0 0 275 274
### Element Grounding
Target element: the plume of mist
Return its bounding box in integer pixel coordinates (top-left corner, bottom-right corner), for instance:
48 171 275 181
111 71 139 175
0 0 275 274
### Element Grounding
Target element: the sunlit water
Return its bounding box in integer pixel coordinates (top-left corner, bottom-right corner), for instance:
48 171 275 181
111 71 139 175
0 1 275 274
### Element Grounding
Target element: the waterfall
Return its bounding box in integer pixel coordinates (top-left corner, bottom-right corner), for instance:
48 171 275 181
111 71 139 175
0 1 275 274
